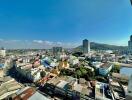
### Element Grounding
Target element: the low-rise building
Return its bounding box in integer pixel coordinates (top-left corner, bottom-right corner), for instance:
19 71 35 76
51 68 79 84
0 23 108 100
92 62 103 69
13 87 51 100
47 76 94 99
112 73 129 82
0 69 4 77
99 63 113 76
95 82 112 100
58 60 69 69
126 75 132 100
69 56 79 65
15 62 46 82
0 76 23 100
37 73 57 86
91 54 103 62
110 80 125 100
41 57 57 68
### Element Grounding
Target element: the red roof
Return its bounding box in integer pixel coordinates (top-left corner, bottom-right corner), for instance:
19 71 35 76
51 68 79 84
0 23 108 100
13 88 35 100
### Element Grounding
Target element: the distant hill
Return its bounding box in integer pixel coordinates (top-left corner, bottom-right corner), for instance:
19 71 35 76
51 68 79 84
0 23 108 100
74 42 127 52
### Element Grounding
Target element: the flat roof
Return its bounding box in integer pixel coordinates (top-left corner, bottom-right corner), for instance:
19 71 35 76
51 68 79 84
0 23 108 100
73 84 83 93
0 76 13 83
29 92 51 100
16 87 30 95
0 80 22 98
81 87 91 96
112 73 128 80
13 87 35 100
111 81 120 87
100 63 113 69
57 80 68 88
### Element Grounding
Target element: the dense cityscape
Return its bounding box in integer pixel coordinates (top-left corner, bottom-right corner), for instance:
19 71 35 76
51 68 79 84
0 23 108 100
0 0 132 100
0 35 131 100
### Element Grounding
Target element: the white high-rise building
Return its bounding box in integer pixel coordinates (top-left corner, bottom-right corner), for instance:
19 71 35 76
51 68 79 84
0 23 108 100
83 39 90 54
0 48 6 57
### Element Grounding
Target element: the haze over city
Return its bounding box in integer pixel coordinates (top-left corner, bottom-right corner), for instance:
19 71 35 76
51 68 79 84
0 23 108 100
0 0 132 49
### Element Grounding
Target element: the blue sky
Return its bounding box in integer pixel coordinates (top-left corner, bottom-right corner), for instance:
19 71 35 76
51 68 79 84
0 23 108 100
0 0 132 49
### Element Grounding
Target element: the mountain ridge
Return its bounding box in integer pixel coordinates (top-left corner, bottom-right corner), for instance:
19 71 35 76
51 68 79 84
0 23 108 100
74 42 127 52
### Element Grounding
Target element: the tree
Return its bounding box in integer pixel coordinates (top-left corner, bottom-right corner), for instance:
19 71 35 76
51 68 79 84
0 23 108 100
74 66 95 80
80 67 87 76
76 70 82 78
87 69 95 77
40 71 46 78
112 64 120 73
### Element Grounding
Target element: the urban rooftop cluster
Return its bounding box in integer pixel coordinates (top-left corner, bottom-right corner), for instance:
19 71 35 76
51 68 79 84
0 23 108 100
0 37 132 100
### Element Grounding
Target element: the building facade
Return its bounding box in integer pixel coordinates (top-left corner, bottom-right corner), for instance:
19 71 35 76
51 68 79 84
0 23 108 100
127 75 132 99
99 63 113 76
128 35 132 52
53 47 63 55
0 48 6 57
95 82 112 100
83 39 90 54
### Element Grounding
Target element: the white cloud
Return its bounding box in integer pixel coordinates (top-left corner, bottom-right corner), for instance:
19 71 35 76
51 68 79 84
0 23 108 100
44 41 53 45
0 39 78 49
33 40 43 44
56 42 62 45
24 40 29 42
11 40 21 42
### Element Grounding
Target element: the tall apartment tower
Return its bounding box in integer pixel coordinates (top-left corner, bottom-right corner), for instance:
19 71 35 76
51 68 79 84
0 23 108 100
128 35 132 52
52 47 63 55
83 39 90 54
0 47 6 57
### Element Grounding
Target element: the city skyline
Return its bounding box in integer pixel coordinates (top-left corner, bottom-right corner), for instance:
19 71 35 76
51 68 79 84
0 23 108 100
0 0 132 48
0 1 132 100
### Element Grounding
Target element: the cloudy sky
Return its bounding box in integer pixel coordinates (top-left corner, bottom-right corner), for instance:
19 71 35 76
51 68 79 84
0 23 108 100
0 0 132 49
0 39 78 49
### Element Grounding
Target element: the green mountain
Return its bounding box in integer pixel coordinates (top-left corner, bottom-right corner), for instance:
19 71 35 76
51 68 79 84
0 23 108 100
74 42 127 52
